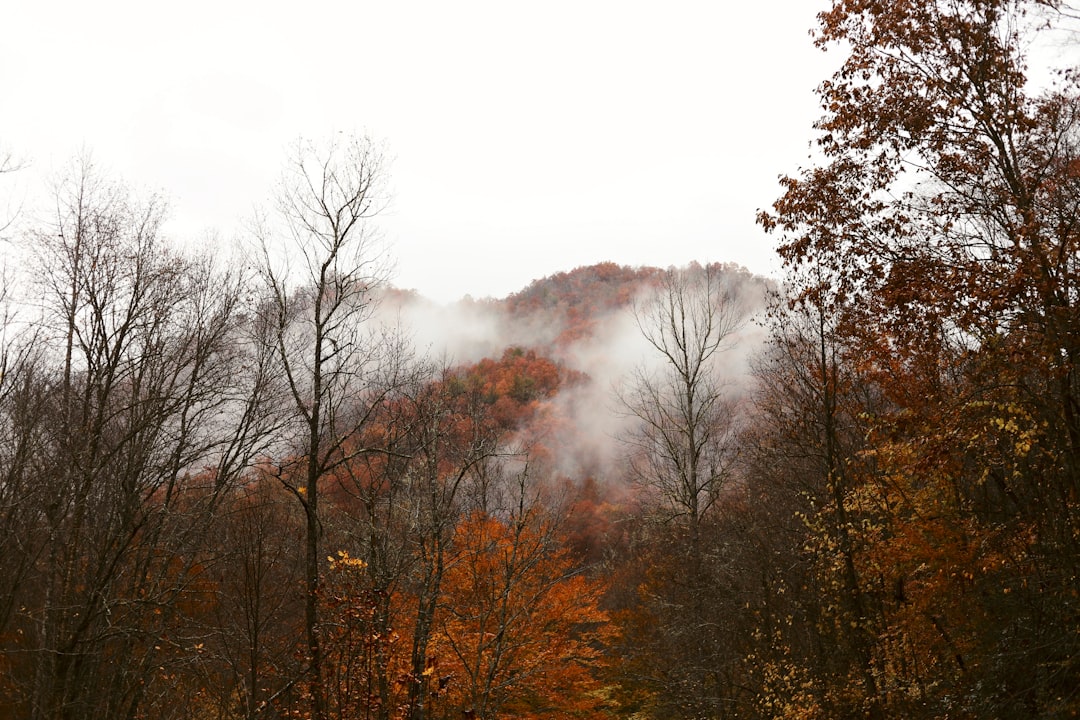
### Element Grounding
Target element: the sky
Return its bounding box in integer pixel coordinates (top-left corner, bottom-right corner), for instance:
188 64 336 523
1 0 836 303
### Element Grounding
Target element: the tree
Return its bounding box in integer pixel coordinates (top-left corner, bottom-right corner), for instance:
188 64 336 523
758 1 1080 715
323 359 499 720
738 294 885 719
437 506 610 720
613 264 751 718
0 143 23 238
254 134 393 720
0 156 270 720
619 264 745 549
202 479 307 720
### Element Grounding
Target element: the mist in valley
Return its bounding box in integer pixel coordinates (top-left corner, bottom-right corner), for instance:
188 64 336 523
376 262 774 490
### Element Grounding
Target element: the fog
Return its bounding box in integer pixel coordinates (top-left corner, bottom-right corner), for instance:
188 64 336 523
377 264 774 484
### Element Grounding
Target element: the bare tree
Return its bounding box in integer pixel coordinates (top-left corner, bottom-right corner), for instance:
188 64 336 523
0 144 24 238
254 134 393 720
620 265 745 538
0 155 271 720
615 264 749 718
204 480 307 720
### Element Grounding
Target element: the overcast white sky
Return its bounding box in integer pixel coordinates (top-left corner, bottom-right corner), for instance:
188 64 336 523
2 0 835 303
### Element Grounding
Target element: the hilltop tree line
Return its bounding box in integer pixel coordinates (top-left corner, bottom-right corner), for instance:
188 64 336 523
3 0 1080 718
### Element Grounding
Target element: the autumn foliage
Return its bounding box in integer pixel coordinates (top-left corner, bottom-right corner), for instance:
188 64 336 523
502 262 663 347
5 2 1080 717
436 511 609 718
747 0 1080 717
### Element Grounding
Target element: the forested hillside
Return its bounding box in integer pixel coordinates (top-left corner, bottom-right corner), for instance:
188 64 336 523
3 1 1080 719
0 154 768 719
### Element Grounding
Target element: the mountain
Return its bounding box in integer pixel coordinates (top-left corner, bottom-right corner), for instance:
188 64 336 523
384 261 772 364
378 261 773 492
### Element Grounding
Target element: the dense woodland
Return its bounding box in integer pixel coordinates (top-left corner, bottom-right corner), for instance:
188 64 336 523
3 1 1080 718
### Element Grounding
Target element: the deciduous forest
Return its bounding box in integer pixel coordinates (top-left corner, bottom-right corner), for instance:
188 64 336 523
2 1 1080 718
